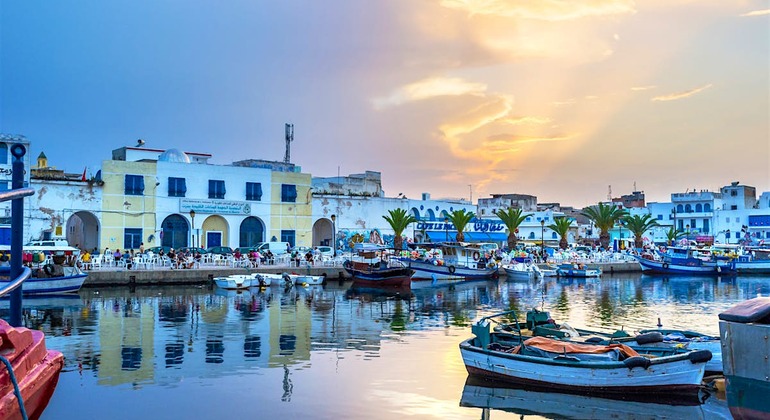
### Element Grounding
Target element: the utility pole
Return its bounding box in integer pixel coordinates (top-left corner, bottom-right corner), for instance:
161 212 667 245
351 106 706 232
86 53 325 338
468 184 473 203
284 123 294 164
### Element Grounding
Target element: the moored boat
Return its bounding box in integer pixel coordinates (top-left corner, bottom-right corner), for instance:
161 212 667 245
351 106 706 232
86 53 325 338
536 263 559 277
636 246 736 276
0 266 86 295
213 274 255 289
395 242 498 281
556 263 601 278
502 258 539 281
460 310 711 396
344 243 413 288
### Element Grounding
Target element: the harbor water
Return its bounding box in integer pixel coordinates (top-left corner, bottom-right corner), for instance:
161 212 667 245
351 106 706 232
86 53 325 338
10 273 769 419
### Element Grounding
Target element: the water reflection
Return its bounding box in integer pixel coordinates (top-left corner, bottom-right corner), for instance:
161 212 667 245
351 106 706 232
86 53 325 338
1 274 766 419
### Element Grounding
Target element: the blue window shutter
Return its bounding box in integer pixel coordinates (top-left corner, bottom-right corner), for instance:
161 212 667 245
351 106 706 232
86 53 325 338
208 180 215 198
221 181 226 196
180 178 187 194
138 176 145 194
256 183 262 200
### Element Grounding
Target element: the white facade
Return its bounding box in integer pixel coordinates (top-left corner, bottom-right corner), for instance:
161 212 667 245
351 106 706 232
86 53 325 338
26 179 102 249
154 160 273 250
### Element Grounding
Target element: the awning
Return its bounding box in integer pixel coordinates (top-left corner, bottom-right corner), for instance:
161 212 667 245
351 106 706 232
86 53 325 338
464 232 491 242
425 231 451 242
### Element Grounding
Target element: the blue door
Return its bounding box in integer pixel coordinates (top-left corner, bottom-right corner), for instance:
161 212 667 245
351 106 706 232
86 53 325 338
207 231 222 247
161 215 189 249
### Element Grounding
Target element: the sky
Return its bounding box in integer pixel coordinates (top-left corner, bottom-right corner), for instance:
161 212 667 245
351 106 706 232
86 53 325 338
1 1 768 208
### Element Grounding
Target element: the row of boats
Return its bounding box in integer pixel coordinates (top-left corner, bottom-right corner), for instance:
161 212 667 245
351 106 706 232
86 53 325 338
636 245 770 276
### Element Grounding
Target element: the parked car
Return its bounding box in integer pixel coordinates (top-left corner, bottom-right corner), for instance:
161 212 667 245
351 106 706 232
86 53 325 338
178 247 207 255
257 241 292 255
317 246 334 258
146 246 171 255
235 246 259 255
291 246 311 256
206 246 234 256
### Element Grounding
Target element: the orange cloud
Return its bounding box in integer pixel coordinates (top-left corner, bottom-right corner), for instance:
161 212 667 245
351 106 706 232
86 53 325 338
439 0 636 21
651 84 713 102
372 76 487 109
631 85 656 91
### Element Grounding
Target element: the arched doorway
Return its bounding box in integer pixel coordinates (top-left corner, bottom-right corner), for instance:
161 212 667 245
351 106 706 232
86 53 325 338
202 215 228 248
66 211 100 252
239 217 264 247
312 218 333 246
161 214 190 249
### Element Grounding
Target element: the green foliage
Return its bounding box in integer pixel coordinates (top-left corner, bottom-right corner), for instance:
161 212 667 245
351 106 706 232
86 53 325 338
623 214 659 248
581 203 628 249
547 217 574 249
665 226 685 246
494 208 532 249
383 208 417 249
446 209 476 242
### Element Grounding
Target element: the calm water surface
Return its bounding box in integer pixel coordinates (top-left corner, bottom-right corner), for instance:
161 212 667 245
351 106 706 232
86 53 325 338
7 273 769 419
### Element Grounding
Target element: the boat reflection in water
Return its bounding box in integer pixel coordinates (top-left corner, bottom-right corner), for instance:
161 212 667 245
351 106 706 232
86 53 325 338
460 377 731 419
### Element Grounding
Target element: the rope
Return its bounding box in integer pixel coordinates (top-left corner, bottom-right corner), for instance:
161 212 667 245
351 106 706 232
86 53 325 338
0 354 28 420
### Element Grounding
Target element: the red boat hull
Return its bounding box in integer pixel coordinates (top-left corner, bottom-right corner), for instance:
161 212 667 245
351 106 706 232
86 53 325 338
0 320 64 420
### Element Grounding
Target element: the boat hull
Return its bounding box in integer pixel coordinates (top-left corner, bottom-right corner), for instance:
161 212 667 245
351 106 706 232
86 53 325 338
459 339 706 395
636 256 735 275
214 275 253 289
0 274 87 295
503 267 535 281
0 323 64 420
400 259 498 280
556 267 601 278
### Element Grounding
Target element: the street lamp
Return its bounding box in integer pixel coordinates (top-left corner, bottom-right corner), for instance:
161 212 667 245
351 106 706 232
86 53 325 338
189 210 196 248
330 214 336 256
444 217 449 242
617 220 623 251
540 219 545 260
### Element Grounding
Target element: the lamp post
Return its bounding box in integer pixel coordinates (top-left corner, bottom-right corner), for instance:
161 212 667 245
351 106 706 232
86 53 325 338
540 219 545 261
189 210 196 248
330 214 336 257
444 217 449 242
617 220 623 251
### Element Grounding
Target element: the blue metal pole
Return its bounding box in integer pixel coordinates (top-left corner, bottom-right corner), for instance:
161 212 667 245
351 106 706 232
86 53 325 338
9 144 26 327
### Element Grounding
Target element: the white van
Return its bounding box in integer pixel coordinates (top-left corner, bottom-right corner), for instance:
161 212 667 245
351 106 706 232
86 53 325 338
256 241 291 255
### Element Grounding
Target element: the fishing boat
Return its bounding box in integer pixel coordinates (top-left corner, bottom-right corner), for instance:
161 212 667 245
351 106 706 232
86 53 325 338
636 246 736 275
508 309 723 374
502 258 539 281
343 243 413 288
395 242 498 281
459 310 711 396
536 263 559 277
556 263 601 278
290 274 324 285
0 266 87 295
213 274 255 289
711 245 770 274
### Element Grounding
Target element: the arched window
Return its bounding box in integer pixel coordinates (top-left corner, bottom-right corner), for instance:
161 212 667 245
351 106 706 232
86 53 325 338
704 203 711 212
551 232 557 239
684 204 692 213
0 144 7 165
695 204 703 212
410 208 421 221
676 204 684 213
528 232 535 239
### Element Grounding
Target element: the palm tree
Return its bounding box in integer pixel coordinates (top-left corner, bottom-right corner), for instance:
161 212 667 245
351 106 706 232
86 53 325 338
548 217 574 250
382 209 417 250
665 226 685 246
446 209 475 242
494 208 532 249
581 203 628 250
623 214 659 249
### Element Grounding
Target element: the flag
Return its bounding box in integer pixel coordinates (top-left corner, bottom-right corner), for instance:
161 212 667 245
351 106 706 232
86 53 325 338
81 167 87 181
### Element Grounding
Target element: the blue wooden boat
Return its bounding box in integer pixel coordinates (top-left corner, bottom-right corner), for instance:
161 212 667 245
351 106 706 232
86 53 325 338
635 246 735 275
556 263 601 278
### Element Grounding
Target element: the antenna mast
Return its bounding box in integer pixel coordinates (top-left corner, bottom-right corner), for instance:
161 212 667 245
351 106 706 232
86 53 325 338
607 185 612 201
284 123 294 164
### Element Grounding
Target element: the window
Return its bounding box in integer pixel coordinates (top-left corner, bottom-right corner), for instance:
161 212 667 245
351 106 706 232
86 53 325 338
168 177 186 197
676 204 683 213
731 190 737 197
657 214 663 220
726 217 731 223
124 175 145 195
731 205 737 210
551 232 557 239
695 204 702 212
0 182 7 192
246 182 262 201
281 184 297 202
703 219 710 233
685 204 692 213
281 230 296 247
124 228 142 250
704 203 711 212
0 144 6 164
690 219 696 229
208 180 226 199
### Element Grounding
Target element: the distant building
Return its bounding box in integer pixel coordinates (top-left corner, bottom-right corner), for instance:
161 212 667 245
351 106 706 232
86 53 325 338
612 190 646 208
311 171 384 198
477 194 537 216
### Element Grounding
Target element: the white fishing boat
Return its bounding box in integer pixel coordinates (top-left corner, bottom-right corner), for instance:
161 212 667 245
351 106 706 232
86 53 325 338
0 265 87 294
460 310 711 396
502 258 540 280
213 274 255 289
536 263 560 277
289 274 324 285
396 242 499 281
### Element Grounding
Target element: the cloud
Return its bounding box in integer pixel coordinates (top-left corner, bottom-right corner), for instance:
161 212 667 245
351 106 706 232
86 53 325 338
439 0 636 21
651 84 713 102
631 85 656 91
372 76 488 108
741 9 770 17
501 116 552 126
552 99 577 106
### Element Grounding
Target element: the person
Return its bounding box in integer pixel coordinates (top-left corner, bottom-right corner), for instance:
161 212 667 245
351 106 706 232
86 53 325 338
313 246 321 261
305 251 314 266
81 250 92 266
0 252 9 267
265 250 273 264
286 243 291 254
234 249 243 260
113 249 122 261
139 242 145 254
123 250 133 269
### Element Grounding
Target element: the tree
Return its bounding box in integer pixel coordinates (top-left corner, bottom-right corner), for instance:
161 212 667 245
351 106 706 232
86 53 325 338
623 214 659 249
581 203 628 250
446 209 475 242
665 226 685 246
548 217 574 250
382 209 417 250
494 208 532 249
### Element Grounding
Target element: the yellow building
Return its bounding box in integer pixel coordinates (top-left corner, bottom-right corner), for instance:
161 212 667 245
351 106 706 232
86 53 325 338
269 170 313 248
100 159 158 252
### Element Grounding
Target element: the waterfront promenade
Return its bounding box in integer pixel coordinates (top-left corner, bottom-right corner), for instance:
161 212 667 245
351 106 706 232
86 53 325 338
79 259 642 287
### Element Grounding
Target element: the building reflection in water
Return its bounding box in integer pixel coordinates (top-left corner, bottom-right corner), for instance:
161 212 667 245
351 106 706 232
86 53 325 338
6 275 770 392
